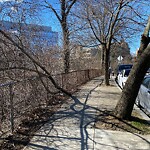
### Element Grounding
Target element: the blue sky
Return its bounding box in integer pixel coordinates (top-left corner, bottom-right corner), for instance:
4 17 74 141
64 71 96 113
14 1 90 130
37 1 149 54
0 0 23 2
39 12 143 54
40 9 61 33
0 0 149 54
127 36 140 55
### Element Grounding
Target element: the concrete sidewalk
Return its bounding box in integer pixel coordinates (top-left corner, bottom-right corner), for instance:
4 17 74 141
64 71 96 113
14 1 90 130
24 77 150 150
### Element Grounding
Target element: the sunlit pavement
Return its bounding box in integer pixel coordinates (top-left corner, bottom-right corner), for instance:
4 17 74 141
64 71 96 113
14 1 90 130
24 76 150 150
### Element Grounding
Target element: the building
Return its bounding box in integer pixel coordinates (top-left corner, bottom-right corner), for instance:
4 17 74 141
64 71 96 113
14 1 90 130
0 20 58 48
70 44 99 59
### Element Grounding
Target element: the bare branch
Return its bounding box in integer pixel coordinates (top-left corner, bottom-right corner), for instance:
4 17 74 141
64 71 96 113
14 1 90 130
86 7 105 45
107 0 124 48
143 16 150 37
138 16 150 55
0 29 72 96
44 0 62 23
66 0 77 16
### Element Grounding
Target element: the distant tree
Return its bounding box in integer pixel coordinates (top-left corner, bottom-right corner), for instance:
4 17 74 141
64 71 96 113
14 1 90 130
77 0 148 85
114 16 150 119
42 0 77 73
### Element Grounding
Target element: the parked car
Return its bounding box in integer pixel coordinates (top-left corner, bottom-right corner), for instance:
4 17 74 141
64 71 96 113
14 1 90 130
117 69 131 88
136 75 150 113
117 64 132 74
116 64 132 81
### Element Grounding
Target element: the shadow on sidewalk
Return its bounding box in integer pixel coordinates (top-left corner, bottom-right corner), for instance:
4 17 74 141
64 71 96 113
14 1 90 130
26 78 150 150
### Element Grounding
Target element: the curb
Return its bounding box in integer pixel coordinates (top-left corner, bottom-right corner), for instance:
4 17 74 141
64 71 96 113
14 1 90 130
134 104 150 124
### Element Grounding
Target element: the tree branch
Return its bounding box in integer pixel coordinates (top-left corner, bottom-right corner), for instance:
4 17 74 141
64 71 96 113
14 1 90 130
0 30 72 96
66 0 77 16
138 16 150 55
107 0 124 49
86 7 105 45
44 0 62 23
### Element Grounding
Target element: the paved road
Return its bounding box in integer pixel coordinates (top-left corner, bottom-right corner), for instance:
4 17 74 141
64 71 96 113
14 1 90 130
24 77 150 150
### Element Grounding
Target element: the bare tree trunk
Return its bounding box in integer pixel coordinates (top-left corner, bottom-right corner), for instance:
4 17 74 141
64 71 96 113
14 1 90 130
64 46 70 73
62 23 70 73
61 1 70 73
104 47 110 85
44 0 77 73
114 16 150 119
114 45 150 119
101 45 105 73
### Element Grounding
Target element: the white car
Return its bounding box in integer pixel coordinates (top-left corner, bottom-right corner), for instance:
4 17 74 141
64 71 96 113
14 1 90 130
136 75 150 113
117 69 131 88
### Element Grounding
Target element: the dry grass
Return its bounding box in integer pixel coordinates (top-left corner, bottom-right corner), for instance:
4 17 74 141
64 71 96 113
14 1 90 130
94 109 150 135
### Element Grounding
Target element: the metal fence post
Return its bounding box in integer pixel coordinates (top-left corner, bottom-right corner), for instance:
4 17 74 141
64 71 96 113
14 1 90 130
9 84 14 135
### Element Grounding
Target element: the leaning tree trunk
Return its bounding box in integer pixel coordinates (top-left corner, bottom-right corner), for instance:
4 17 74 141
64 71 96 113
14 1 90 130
114 46 150 119
114 16 150 119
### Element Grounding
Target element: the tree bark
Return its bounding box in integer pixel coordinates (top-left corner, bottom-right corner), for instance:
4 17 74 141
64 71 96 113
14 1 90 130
104 48 110 85
45 0 77 73
61 0 70 73
114 45 150 119
114 16 150 119
101 45 105 73
62 20 70 73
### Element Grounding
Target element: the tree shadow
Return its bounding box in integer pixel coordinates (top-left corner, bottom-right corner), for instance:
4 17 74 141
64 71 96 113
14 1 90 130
22 79 103 150
95 110 150 133
10 78 150 150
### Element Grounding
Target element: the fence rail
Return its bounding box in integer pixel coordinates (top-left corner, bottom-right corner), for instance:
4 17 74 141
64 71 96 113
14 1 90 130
0 69 101 137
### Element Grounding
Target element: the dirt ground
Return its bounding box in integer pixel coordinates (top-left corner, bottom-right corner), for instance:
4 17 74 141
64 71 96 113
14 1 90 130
94 109 150 135
1 78 150 149
0 95 68 150
92 79 150 135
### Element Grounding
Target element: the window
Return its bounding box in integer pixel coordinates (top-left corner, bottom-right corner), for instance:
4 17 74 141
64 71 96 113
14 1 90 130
142 77 150 89
124 69 130 77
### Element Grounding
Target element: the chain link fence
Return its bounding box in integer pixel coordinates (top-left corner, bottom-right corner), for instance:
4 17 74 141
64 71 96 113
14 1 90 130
0 69 101 138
